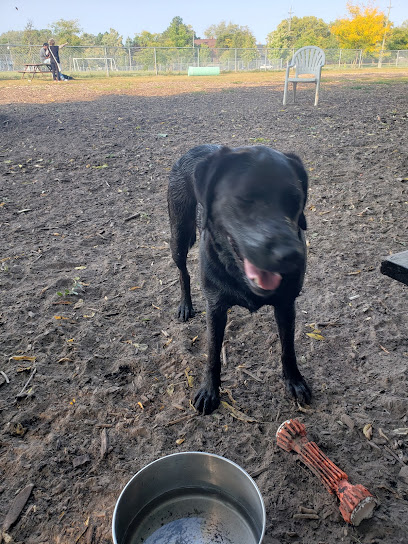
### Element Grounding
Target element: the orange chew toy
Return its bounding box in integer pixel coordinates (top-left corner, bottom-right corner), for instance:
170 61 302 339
276 419 376 526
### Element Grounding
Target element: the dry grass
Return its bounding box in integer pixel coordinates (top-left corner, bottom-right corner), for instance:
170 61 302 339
0 68 407 105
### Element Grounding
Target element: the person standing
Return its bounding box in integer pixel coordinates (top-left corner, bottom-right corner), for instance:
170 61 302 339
48 38 67 81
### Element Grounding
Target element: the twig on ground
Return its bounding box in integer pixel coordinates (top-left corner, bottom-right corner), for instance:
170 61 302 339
0 371 10 384
167 414 196 426
124 213 140 222
240 368 263 383
16 367 37 398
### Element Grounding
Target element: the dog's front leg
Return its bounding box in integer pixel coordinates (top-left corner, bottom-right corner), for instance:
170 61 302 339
274 300 311 405
194 302 227 415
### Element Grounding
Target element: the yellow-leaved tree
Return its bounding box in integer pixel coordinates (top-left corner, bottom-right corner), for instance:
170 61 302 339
331 2 391 52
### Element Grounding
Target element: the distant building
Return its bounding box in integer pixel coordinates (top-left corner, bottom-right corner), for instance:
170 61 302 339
194 38 216 48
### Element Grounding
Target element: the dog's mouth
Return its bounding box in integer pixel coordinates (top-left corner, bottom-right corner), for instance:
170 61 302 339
243 259 282 292
228 235 282 293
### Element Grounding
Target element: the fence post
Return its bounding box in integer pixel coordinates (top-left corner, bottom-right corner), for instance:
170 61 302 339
235 48 237 72
396 50 399 67
338 49 342 67
358 50 362 68
128 47 132 72
154 48 158 75
197 47 200 67
104 47 109 76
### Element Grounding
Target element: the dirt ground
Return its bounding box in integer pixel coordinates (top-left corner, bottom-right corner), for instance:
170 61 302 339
0 73 408 544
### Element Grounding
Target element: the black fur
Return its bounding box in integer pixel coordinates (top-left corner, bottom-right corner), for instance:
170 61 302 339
168 144 311 414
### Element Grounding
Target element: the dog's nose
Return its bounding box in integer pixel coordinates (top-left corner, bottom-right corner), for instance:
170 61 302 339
261 241 304 272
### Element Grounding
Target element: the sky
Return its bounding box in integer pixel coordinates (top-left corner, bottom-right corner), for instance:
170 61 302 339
0 0 406 44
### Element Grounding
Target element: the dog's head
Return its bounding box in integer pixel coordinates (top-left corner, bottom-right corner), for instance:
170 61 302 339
194 145 308 296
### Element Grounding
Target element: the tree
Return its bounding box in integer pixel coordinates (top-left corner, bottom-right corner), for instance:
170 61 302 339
267 16 336 50
130 30 162 47
204 21 257 49
0 30 24 44
162 16 194 47
50 19 82 45
80 32 98 46
386 20 408 49
97 28 123 47
330 3 391 52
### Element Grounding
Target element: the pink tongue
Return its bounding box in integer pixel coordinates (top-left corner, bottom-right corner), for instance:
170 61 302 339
244 259 282 291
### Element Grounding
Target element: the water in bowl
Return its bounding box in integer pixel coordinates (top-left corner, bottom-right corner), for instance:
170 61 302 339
124 487 260 544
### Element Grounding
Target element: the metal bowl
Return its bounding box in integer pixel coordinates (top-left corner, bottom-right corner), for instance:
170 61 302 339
112 451 266 544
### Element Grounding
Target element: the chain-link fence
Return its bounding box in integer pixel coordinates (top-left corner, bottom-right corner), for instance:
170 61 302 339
1 44 407 76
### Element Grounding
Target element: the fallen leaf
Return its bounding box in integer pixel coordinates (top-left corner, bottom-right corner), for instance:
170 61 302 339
74 266 87 270
137 402 144 410
10 355 36 362
185 367 194 388
363 423 373 440
167 384 175 396
176 438 185 445
54 315 69 320
306 332 325 340
11 422 27 436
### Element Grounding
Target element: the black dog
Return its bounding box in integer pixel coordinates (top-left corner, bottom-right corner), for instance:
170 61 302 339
168 144 311 415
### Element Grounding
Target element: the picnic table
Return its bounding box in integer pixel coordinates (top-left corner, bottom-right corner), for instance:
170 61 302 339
380 250 408 286
19 64 52 78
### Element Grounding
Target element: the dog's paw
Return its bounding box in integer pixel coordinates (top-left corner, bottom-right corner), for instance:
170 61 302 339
194 386 220 415
284 374 312 406
177 303 195 322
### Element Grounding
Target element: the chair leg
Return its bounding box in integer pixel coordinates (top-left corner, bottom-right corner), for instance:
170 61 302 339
293 82 297 103
283 80 288 105
314 80 320 106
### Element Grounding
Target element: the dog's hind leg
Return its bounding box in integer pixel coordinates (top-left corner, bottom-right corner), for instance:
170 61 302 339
274 301 312 405
194 302 228 414
168 185 197 321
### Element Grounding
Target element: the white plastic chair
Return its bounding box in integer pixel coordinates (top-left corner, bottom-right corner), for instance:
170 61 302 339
283 46 325 106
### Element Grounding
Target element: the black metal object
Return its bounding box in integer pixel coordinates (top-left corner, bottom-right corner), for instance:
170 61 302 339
380 250 408 286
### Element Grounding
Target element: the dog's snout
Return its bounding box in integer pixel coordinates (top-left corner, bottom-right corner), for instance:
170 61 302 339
269 244 303 267
245 231 304 273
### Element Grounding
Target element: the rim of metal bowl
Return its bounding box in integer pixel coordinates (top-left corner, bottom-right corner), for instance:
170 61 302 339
112 451 266 544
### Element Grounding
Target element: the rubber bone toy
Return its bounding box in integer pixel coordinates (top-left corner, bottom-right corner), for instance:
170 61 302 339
276 419 376 526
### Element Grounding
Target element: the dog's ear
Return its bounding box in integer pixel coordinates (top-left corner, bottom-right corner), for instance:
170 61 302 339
194 146 233 227
285 153 308 230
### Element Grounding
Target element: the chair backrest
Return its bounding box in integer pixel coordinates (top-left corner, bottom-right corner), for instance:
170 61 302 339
291 46 325 78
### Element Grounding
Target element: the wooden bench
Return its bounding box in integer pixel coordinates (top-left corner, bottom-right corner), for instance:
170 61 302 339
381 250 408 286
19 64 53 78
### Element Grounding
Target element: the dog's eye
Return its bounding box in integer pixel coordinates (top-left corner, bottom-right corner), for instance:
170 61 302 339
236 196 254 206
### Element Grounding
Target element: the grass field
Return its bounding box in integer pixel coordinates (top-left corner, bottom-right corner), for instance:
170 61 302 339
1 67 407 104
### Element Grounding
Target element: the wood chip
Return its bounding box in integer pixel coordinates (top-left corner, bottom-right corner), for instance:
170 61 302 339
72 454 90 468
100 428 109 459
292 513 320 520
2 484 34 532
340 414 355 430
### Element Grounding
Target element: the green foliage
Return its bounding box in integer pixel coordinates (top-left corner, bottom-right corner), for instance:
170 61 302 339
129 16 193 48
0 11 406 51
96 28 124 47
204 21 257 49
267 16 335 50
162 16 194 47
386 21 408 49
50 19 82 46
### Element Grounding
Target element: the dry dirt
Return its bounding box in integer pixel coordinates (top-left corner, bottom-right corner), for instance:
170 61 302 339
0 72 408 544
